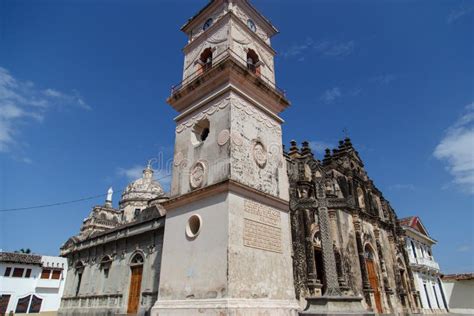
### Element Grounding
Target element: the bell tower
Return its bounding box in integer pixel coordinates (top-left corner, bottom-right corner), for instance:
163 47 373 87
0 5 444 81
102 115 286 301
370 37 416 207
153 1 298 314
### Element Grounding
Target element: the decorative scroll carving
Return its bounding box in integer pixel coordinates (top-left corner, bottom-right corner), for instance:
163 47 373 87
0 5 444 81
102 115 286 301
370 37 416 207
176 97 230 133
230 97 281 135
217 129 230 146
253 141 267 168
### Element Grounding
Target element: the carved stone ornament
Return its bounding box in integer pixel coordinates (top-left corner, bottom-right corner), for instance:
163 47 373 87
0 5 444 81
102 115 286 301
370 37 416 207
217 129 230 146
253 141 267 168
231 132 243 146
173 152 184 167
176 98 229 133
190 161 206 189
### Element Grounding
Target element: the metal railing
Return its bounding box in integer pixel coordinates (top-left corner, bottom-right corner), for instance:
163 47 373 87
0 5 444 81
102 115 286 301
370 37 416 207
170 48 286 97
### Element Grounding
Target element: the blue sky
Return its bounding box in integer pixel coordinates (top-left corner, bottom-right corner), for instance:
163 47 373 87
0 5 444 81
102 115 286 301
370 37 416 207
0 0 473 274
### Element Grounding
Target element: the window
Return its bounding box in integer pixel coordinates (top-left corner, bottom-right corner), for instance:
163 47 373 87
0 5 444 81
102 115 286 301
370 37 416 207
3 267 11 277
131 253 144 265
411 240 417 258
12 268 24 278
29 295 42 313
134 208 141 218
247 19 256 32
0 295 11 315
100 256 112 279
25 268 32 278
202 18 213 31
15 295 31 313
41 268 51 279
51 270 61 280
75 272 83 296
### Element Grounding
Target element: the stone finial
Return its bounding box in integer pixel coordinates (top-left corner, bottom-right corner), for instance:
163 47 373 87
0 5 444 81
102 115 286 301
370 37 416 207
301 141 312 156
288 140 300 157
143 160 155 179
344 137 353 147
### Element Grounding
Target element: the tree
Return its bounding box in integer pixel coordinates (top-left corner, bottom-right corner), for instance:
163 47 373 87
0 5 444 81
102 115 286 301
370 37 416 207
15 248 31 254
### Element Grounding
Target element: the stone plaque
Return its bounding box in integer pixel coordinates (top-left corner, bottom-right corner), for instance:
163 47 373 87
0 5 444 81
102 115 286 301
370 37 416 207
243 200 282 253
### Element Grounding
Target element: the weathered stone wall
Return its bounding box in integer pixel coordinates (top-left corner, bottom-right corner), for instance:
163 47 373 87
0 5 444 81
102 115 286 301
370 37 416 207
229 93 287 200
227 192 295 300
171 93 232 197
58 228 163 316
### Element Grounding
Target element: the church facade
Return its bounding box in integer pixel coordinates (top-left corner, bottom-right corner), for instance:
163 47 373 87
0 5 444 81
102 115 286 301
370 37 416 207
287 140 419 314
59 1 426 315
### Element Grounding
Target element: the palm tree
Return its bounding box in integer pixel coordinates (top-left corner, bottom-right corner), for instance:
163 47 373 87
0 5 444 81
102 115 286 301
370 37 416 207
15 248 31 254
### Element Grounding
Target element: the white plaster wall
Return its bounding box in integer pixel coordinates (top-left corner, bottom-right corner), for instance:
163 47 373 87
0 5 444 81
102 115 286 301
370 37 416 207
157 192 229 300
443 279 474 314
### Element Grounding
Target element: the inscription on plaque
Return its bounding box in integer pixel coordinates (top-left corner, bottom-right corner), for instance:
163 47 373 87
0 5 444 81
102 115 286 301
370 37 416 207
243 200 282 253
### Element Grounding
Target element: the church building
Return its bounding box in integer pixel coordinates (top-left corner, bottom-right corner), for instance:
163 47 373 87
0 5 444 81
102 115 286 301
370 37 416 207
59 1 426 315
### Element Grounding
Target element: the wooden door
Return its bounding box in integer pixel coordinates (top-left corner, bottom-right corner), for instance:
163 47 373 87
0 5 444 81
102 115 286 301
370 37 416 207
127 265 143 314
366 259 383 313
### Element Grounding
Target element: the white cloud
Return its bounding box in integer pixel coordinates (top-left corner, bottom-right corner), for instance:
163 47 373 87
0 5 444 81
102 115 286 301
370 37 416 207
117 164 172 192
314 40 355 57
457 245 471 253
282 38 355 60
308 140 333 155
117 165 143 181
434 103 474 194
447 5 474 24
0 66 90 154
320 87 342 104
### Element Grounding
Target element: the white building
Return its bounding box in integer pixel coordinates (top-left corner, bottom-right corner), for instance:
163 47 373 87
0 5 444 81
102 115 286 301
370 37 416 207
442 273 474 314
0 252 67 315
400 216 448 314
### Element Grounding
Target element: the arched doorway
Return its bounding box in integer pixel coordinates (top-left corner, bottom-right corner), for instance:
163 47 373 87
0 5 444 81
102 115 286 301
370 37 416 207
127 253 144 314
365 245 383 313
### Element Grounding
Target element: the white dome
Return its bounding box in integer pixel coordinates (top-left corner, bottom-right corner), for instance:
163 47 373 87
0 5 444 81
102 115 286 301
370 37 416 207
120 166 167 205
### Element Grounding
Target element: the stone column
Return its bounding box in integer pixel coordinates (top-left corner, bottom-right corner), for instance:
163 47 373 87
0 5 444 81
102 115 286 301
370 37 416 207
304 208 319 292
353 215 370 290
328 209 349 291
318 205 341 296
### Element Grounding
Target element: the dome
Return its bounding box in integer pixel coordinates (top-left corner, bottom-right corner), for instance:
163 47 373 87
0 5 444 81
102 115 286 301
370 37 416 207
120 165 167 206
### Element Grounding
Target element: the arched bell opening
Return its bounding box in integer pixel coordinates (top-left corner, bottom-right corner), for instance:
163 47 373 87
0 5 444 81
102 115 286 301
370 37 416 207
246 49 261 76
195 47 213 76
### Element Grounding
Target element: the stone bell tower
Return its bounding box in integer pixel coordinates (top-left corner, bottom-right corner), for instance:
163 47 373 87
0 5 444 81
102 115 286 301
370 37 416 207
152 0 298 314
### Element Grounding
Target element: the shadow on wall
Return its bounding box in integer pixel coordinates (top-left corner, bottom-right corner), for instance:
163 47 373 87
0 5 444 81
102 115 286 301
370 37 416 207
449 281 474 310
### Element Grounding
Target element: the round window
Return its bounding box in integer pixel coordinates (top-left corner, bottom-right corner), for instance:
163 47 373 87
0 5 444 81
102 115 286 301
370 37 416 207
247 19 256 32
203 18 213 31
186 214 202 238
